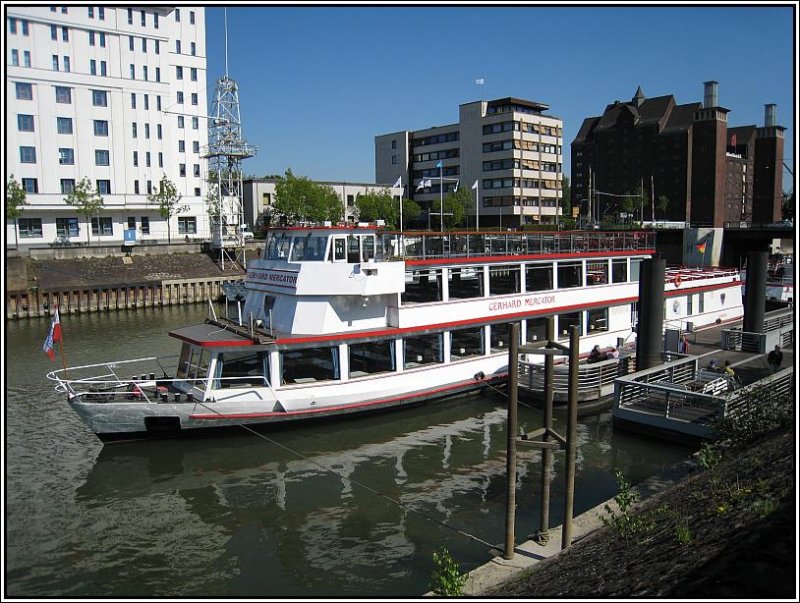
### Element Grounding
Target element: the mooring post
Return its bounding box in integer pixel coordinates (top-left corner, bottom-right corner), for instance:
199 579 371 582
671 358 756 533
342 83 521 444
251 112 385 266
562 324 580 549
538 316 555 541
503 321 520 560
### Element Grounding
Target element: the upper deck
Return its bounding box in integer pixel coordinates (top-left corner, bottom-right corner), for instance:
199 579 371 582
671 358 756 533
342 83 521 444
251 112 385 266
260 227 656 266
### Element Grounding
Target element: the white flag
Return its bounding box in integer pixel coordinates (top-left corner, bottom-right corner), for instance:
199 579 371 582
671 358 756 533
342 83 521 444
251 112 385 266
471 180 479 190
393 177 402 188
453 180 459 192
415 179 427 192
475 78 485 85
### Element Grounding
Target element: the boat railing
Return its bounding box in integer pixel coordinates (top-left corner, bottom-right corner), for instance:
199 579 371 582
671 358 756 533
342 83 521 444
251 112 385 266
518 355 628 401
379 231 655 262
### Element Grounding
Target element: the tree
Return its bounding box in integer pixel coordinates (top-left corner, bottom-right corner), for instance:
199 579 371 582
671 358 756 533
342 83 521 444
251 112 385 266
65 177 104 244
355 189 421 229
656 195 670 221
273 169 343 225
148 175 188 244
6 175 27 250
432 187 473 229
561 174 572 220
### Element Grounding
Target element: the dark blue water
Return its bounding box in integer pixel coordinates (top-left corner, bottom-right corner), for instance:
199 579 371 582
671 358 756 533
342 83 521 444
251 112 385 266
5 305 693 596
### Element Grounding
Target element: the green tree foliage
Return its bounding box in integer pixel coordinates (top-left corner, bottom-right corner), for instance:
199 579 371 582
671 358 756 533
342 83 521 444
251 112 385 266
429 547 467 596
6 175 27 249
64 177 104 244
273 169 343 225
355 189 421 229
148 174 188 243
432 186 474 229
656 194 670 220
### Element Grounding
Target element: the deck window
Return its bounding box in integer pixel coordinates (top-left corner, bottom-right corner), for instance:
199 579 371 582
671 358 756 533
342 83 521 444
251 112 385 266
558 312 582 339
630 259 642 282
450 327 485 360
587 307 608 333
557 261 583 288
402 268 442 304
214 351 269 388
349 340 395 378
280 346 339 384
448 267 484 299
264 232 290 260
490 323 520 353
526 263 553 292
586 260 609 285
525 317 548 343
612 259 627 283
489 264 521 295
403 333 443 368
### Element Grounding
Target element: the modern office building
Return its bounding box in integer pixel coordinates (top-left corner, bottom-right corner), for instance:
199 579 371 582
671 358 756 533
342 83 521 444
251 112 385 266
242 178 404 229
375 97 564 229
571 81 785 228
6 6 209 248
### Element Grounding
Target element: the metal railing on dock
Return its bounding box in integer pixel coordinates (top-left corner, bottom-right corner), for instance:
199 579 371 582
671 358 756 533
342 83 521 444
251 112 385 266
721 307 793 353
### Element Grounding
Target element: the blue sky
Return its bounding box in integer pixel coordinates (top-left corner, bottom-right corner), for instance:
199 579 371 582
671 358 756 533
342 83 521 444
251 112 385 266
205 4 796 192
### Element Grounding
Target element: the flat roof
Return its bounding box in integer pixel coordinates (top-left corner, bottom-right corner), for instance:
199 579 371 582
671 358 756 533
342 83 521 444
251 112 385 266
169 323 253 347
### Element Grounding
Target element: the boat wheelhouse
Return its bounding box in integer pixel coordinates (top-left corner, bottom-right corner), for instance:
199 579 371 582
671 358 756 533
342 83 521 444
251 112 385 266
48 226 744 440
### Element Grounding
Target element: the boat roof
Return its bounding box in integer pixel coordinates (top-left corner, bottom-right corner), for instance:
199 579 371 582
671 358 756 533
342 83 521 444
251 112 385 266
169 323 254 347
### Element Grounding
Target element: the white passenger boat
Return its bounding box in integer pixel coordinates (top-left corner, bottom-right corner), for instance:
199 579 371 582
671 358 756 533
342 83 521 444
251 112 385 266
47 226 744 440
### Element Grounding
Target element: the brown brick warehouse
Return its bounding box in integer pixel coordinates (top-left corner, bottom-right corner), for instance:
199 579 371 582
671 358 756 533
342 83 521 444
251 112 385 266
571 82 785 227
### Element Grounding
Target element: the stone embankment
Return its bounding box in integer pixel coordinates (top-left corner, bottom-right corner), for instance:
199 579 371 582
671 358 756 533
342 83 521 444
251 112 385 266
6 253 245 319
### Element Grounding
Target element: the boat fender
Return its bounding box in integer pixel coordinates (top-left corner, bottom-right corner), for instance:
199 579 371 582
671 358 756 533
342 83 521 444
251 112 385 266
474 371 486 381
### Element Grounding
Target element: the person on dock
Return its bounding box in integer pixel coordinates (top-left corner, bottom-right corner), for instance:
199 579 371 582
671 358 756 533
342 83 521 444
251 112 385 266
678 334 690 354
588 345 603 364
606 347 619 360
723 360 735 377
767 345 783 374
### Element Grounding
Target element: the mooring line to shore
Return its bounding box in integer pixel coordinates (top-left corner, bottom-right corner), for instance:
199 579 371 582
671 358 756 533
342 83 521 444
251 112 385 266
194 400 499 550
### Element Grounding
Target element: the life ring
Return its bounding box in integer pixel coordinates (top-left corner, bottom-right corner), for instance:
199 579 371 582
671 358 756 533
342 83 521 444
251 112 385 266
673 274 682 288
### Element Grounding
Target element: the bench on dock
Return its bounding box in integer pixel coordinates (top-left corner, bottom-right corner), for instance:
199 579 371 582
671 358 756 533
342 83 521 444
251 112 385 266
690 369 731 395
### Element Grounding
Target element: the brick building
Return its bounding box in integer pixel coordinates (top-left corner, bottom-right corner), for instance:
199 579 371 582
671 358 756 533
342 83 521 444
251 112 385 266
571 81 785 227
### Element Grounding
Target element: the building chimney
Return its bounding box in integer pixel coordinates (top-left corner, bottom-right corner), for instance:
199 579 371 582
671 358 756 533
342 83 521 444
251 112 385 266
703 81 718 108
764 103 777 127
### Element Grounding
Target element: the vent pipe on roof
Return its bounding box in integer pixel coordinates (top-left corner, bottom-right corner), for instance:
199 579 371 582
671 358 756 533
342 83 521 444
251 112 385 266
765 104 777 127
703 81 718 108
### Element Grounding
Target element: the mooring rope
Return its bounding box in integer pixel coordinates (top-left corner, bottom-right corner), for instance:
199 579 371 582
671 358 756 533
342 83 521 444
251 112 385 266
194 400 499 550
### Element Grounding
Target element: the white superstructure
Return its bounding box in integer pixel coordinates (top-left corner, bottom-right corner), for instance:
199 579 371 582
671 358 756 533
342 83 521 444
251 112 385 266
6 6 209 247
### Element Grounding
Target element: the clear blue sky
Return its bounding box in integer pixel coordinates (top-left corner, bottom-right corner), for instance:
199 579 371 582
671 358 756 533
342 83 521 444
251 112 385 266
204 4 796 193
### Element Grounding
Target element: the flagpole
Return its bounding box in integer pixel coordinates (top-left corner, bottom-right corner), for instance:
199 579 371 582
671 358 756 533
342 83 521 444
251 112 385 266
439 164 444 233
54 305 69 376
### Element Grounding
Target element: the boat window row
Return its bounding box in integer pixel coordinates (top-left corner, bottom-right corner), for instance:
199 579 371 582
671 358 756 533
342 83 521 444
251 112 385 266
401 259 641 305
263 232 376 263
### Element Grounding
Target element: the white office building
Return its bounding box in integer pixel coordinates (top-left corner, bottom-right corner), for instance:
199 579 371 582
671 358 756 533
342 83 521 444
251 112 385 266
6 5 209 248
376 97 564 228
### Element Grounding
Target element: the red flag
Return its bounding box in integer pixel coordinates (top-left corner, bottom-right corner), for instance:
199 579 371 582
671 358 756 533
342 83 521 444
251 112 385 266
42 308 61 361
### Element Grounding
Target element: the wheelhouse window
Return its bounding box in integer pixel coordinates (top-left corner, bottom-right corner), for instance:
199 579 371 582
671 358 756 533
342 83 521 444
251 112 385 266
214 350 269 388
402 268 442 304
586 260 609 285
176 345 211 386
450 326 485 361
403 333 443 368
349 340 395 378
289 233 328 261
526 263 553 292
448 266 484 299
612 259 628 283
280 346 339 384
557 261 583 288
489 264 521 295
264 232 290 260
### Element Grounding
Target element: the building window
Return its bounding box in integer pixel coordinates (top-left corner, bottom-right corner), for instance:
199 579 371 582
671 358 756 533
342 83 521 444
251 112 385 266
131 93 136 109
17 114 34 132
16 82 33 100
127 216 136 230
176 39 182 54
19 218 43 238
155 40 160 54
157 124 162 139
140 216 150 234
154 12 159 28
92 89 107 106
142 65 148 81
158 152 163 168
95 150 110 166
51 24 58 40
21 178 38 194
91 217 113 236
23 50 31 67
179 164 186 177
190 42 196 56
191 92 197 105
96 180 111 194
59 148 74 165
88 6 94 18
90 60 97 76
190 10 195 24
93 120 109 136
64 56 71 72
57 117 73 134
62 25 68 41
176 66 183 80
127 8 132 24
145 151 151 167
140 10 146 26
178 140 185 153
99 32 105 47
175 8 180 21
157 96 161 111
177 91 184 104
60 179 76 194
190 67 197 81
178 116 184 129
193 164 200 177
89 31 95 46
52 55 59 71
55 86 71 103
132 122 137 138
98 7 104 20
134 181 140 194
11 49 18 66
192 117 198 129
144 94 149 110
9 17 17 34
132 151 138 167
56 217 79 237
144 123 150 139
178 217 197 234
141 37 147 52
194 187 201 196
19 146 36 163
192 141 199 153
